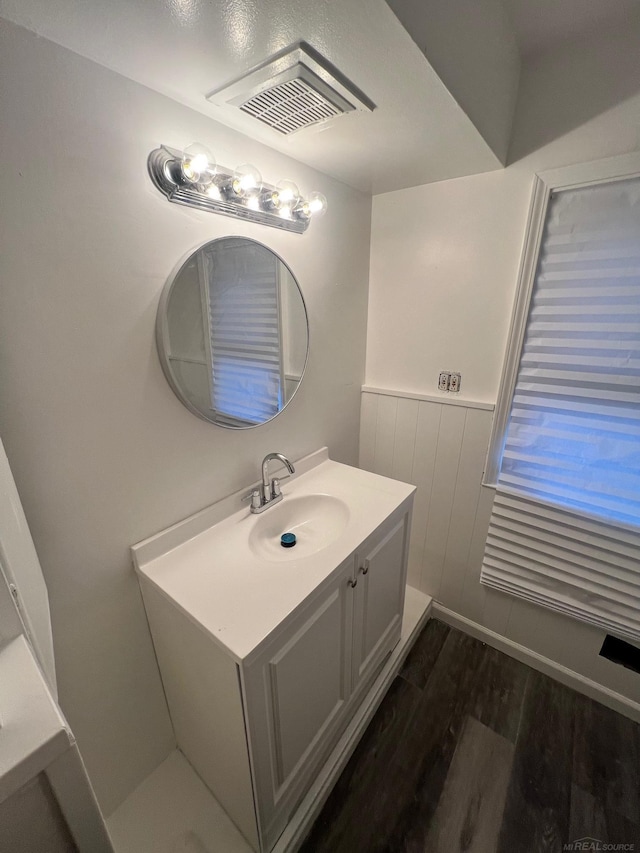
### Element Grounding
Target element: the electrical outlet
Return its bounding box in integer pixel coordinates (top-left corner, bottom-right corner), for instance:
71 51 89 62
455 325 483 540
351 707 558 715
450 372 461 393
438 372 451 392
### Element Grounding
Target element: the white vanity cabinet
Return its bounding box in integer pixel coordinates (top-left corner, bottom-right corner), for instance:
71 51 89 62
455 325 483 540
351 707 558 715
133 453 417 853
351 515 408 693
242 505 410 851
241 555 354 851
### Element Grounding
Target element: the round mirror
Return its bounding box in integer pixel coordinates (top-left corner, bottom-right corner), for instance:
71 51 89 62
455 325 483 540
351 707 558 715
157 237 308 428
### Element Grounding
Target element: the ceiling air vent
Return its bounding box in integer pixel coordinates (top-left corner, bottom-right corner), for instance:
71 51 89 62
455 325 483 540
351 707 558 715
207 42 375 135
239 75 345 135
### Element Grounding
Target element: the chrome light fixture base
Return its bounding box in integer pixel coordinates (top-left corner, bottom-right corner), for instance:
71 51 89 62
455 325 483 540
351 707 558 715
148 146 311 234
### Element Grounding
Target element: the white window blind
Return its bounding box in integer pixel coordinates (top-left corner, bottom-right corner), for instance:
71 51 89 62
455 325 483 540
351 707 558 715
203 240 283 427
481 176 640 641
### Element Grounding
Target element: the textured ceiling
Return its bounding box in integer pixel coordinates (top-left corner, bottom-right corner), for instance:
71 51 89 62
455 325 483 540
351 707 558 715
1 0 639 193
0 0 504 193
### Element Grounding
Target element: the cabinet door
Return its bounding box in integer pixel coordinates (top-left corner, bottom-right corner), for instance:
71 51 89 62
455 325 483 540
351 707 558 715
242 560 353 851
351 513 409 691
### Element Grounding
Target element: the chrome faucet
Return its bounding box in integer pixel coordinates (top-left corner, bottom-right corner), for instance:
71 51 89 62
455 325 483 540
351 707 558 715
262 452 295 503
244 452 296 514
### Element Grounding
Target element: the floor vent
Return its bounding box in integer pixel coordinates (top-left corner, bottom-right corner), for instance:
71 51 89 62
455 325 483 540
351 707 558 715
207 42 375 135
600 634 640 674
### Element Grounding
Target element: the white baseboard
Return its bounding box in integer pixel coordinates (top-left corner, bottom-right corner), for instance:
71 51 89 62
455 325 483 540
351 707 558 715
433 603 640 725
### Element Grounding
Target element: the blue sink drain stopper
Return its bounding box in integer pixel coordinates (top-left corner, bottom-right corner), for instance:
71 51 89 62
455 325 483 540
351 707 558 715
281 532 297 548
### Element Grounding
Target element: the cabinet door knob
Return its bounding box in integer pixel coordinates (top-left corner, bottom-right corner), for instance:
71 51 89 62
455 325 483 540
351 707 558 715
348 577 358 588
359 563 369 575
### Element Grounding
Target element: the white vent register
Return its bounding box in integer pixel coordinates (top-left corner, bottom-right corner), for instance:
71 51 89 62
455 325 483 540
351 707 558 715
240 76 345 135
207 42 375 135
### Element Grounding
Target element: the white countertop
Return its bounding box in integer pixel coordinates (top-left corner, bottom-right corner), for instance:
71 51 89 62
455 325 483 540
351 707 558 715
133 453 415 663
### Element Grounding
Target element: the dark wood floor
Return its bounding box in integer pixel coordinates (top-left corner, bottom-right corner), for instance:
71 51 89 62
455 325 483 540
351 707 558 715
300 620 640 853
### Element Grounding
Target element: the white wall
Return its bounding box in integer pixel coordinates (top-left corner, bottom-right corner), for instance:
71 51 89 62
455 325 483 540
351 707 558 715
363 23 640 708
366 166 527 403
367 21 640 404
0 19 371 815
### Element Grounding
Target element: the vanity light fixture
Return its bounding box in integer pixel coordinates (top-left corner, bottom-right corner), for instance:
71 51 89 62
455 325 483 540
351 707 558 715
148 144 327 234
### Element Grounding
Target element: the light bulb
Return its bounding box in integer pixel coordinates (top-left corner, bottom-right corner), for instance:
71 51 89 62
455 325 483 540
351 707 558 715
231 163 262 197
296 191 328 220
181 143 216 186
307 191 327 217
272 180 300 211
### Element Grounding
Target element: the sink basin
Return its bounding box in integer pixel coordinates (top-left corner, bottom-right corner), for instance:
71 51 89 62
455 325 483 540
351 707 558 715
133 449 418 660
248 494 350 561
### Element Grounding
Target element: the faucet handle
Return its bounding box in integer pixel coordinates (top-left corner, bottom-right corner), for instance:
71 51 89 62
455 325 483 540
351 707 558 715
271 472 293 498
242 489 262 510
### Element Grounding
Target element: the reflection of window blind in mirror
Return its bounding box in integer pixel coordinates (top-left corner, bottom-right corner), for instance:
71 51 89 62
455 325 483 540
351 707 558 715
203 242 283 427
482 176 640 641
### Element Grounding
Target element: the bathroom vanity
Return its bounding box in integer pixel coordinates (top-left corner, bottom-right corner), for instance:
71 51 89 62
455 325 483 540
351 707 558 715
133 449 428 853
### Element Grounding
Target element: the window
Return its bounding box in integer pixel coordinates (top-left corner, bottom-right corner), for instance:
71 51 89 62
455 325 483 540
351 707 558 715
482 154 640 641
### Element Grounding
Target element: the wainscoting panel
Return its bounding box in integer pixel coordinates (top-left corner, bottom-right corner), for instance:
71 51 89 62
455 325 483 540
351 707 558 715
358 388 640 717
359 390 494 613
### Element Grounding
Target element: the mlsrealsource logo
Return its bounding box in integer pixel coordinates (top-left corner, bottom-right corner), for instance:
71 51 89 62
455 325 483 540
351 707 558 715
563 840 635 852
